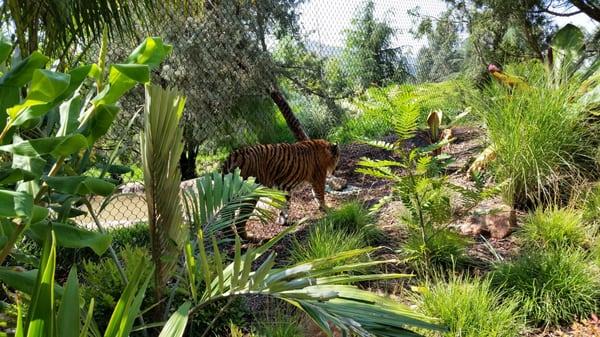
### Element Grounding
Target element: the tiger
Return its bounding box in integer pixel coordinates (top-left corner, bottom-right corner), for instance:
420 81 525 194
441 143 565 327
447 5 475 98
222 139 340 238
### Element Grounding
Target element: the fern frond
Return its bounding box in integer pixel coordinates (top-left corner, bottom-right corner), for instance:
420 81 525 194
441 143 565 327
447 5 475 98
360 139 396 151
394 103 420 141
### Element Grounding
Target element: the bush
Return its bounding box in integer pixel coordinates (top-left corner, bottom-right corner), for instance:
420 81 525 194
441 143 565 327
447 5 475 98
402 227 471 270
288 220 368 267
329 109 394 144
295 96 339 140
470 61 595 207
418 276 524 337
254 313 305 337
324 201 381 243
80 245 152 331
582 185 600 228
491 248 600 326
519 207 588 250
109 222 152 251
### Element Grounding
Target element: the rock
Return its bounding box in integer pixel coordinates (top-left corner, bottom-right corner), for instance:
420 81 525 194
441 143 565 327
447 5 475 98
118 182 145 194
486 207 516 239
327 176 348 191
461 201 516 239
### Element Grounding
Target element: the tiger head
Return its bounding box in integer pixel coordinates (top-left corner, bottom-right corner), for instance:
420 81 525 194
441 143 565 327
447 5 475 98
327 142 341 175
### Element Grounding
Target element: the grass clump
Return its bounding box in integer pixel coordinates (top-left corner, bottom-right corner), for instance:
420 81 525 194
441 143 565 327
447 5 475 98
471 61 594 207
418 276 524 337
519 207 588 250
254 315 305 337
288 220 367 267
324 200 381 243
491 248 600 326
402 227 471 270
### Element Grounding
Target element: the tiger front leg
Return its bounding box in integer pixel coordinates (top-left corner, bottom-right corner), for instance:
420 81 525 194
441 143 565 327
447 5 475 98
311 177 329 212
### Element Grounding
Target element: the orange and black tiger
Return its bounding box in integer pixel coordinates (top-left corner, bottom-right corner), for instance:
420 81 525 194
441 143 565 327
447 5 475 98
222 139 340 237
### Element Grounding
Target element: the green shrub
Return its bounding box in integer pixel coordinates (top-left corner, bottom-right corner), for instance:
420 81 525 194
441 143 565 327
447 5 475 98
329 110 394 144
471 61 594 207
491 248 600 326
109 222 151 251
402 227 471 270
324 201 381 242
80 245 152 331
418 276 524 337
288 221 367 267
254 313 305 337
295 96 339 139
582 185 600 228
519 207 588 250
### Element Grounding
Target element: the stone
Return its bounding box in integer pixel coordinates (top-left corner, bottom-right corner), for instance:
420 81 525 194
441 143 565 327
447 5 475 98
461 200 516 239
118 182 145 194
327 176 348 191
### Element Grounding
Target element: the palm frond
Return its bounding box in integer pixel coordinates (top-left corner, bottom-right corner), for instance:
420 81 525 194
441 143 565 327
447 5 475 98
140 84 187 309
186 229 443 336
182 169 286 238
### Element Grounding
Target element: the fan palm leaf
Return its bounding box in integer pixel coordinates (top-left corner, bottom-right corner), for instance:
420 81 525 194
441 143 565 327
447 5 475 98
183 228 443 337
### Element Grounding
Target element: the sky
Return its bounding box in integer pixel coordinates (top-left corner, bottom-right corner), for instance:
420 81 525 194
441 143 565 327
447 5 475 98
297 0 599 56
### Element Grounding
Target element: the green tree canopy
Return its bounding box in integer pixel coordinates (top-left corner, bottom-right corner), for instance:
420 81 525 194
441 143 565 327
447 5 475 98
341 0 411 90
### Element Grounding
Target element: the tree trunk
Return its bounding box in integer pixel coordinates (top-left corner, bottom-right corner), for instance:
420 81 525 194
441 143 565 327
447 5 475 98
269 87 309 142
569 0 600 23
179 142 198 180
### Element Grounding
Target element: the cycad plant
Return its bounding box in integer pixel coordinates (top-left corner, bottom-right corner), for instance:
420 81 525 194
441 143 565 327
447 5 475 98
357 96 493 270
182 169 286 239
180 226 442 337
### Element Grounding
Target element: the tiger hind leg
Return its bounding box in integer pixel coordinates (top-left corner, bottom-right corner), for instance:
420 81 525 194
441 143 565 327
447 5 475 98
277 193 292 225
234 199 258 239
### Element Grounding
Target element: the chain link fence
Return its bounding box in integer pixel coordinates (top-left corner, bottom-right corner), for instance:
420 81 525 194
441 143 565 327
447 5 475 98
75 0 451 229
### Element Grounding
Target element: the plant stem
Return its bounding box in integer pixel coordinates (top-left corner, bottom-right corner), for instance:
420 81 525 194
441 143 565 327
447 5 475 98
199 297 235 337
0 221 25 264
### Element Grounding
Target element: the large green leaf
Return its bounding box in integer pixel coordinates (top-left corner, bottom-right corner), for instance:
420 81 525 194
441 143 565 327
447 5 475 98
158 302 190 337
0 38 11 64
57 267 80 337
0 267 64 298
126 37 173 69
551 24 585 79
0 168 37 185
0 51 49 131
0 134 88 157
57 94 83 137
12 154 45 181
26 230 56 337
0 189 33 218
80 104 120 143
7 69 70 126
28 222 111 255
92 64 149 107
0 51 49 87
44 176 114 196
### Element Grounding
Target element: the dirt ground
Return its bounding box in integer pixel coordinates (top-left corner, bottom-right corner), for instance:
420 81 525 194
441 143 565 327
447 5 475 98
245 126 599 337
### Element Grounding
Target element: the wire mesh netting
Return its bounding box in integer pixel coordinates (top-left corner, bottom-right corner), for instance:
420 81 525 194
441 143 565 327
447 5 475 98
65 0 598 229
